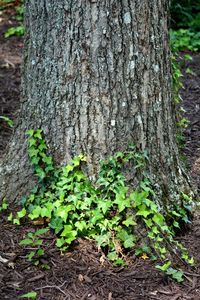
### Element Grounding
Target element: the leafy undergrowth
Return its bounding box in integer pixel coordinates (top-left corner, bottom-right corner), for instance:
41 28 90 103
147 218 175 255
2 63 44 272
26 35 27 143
1 129 196 284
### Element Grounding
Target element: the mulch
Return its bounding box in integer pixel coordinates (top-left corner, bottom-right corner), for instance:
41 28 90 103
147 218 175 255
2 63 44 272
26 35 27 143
0 7 200 300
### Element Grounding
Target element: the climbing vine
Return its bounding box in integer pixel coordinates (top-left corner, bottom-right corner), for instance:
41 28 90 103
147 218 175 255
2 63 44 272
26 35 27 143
5 129 195 282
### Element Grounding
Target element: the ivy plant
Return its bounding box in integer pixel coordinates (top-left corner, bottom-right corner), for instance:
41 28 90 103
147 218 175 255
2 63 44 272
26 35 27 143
8 130 195 282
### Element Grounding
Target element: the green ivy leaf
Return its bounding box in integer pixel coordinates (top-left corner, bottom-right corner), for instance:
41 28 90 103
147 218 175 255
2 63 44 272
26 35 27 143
124 237 135 249
56 237 66 248
28 148 39 158
75 220 87 232
28 138 37 147
27 251 36 261
114 193 130 212
156 261 171 272
144 219 153 227
152 213 164 226
17 208 26 219
166 268 184 283
130 191 148 206
94 233 111 247
61 225 77 243
13 218 20 225
20 239 33 246
55 205 74 223
20 291 37 299
7 212 13 222
98 200 113 214
35 228 49 236
136 205 152 218
42 156 53 165
49 217 63 234
90 210 104 224
26 129 34 137
28 206 42 220
34 129 42 139
36 249 44 256
122 216 137 227
38 141 47 151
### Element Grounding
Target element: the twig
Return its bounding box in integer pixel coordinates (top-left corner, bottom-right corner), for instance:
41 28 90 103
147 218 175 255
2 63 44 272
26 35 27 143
35 281 74 298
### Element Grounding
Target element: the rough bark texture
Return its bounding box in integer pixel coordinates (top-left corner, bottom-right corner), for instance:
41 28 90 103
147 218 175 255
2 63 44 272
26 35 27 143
0 0 191 206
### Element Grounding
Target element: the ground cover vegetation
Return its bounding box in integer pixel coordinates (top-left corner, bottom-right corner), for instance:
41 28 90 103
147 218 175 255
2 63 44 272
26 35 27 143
171 0 200 52
0 1 200 299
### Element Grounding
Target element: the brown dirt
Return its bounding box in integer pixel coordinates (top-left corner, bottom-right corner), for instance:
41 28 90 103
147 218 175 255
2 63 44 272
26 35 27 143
0 6 200 300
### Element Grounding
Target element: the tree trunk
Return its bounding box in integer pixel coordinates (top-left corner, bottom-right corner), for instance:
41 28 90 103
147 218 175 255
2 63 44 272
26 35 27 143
0 0 192 207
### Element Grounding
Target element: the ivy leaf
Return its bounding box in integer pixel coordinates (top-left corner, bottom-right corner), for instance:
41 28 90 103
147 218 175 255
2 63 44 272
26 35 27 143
144 219 153 227
94 233 111 247
152 226 159 234
107 251 118 261
98 200 113 214
152 213 164 226
61 225 77 243
130 191 148 206
63 164 74 174
75 220 87 232
28 138 37 147
17 208 26 219
38 140 47 151
90 210 104 224
41 202 53 218
7 212 13 222
114 193 130 212
156 261 171 272
74 170 86 182
55 205 74 222
124 237 135 249
20 291 37 299
34 129 42 139
56 237 66 248
166 268 184 283
116 229 134 244
49 217 63 234
36 249 44 256
31 156 40 165
136 205 152 218
26 129 34 137
28 206 42 220
35 228 49 236
35 167 46 180
28 148 39 158
1 199 8 210
20 239 33 246
42 156 53 165
13 218 20 225
27 251 36 261
122 216 137 227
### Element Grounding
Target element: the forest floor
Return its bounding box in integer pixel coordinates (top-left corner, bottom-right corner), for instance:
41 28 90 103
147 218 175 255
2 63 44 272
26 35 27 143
0 7 200 300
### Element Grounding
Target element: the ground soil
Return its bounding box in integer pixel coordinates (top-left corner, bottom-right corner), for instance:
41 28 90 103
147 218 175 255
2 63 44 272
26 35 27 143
0 6 200 300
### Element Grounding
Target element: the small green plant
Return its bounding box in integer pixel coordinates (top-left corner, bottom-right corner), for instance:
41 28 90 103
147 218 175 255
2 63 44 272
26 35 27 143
0 116 14 127
0 198 8 212
15 3 24 21
170 29 200 52
156 262 184 283
4 25 24 38
20 291 37 299
11 130 194 282
19 228 49 266
3 1 24 38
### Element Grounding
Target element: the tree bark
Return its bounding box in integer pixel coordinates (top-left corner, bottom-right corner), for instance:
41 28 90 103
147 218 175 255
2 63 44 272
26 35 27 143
0 0 192 207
